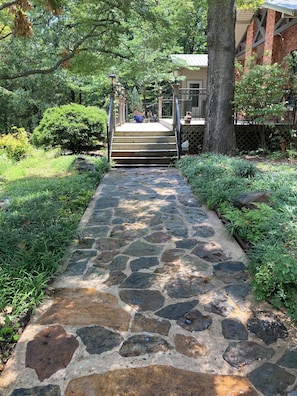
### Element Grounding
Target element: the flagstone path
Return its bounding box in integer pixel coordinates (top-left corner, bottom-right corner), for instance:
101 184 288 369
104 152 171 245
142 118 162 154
1 167 297 396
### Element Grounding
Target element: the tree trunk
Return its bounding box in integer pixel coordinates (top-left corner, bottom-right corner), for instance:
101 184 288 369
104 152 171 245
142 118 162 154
203 0 237 154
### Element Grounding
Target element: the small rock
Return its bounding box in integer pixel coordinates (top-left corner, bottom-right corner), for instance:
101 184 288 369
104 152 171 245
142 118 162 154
233 191 270 209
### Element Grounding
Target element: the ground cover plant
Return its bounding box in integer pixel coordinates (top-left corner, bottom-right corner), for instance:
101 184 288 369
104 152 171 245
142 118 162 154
0 149 109 370
178 154 297 322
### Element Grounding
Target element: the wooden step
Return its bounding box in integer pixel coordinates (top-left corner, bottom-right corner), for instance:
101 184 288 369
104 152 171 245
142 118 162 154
113 136 176 144
112 143 176 151
111 124 177 167
112 156 176 167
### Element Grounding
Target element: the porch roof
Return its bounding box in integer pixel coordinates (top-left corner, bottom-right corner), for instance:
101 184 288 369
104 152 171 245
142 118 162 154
171 54 208 68
263 0 297 16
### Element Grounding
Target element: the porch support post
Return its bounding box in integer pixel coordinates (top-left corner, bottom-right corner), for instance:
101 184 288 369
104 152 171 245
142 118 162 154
263 9 276 65
244 18 256 70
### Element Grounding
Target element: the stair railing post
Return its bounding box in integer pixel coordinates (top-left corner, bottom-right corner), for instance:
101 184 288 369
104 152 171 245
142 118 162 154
158 86 163 120
108 73 116 162
172 81 180 131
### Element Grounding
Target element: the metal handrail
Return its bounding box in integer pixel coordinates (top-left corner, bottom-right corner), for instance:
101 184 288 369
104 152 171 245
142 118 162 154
107 94 115 162
174 96 182 160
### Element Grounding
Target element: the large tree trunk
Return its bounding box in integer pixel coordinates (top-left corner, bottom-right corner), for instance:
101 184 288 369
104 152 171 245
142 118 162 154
203 0 237 154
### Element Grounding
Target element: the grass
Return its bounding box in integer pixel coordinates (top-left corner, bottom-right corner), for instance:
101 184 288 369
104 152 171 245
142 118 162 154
178 154 297 322
0 149 109 368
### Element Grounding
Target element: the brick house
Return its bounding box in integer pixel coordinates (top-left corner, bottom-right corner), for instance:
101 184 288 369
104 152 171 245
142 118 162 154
235 0 297 65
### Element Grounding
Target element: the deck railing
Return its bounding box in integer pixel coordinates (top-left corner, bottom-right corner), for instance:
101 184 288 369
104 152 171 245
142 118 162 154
160 88 207 119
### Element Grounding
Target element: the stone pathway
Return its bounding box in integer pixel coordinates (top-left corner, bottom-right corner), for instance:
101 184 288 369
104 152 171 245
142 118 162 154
1 167 297 396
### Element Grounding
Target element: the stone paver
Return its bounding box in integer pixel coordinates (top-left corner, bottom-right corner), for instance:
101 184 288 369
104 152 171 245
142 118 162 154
1 167 297 396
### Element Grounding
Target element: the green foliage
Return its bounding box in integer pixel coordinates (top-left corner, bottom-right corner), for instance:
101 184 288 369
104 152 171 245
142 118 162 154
0 150 110 316
234 59 291 125
236 0 264 10
0 127 32 161
0 316 20 343
31 104 107 152
178 154 252 209
178 154 297 322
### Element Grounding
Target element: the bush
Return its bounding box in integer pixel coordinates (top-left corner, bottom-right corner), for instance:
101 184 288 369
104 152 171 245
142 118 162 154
31 104 107 153
0 127 32 161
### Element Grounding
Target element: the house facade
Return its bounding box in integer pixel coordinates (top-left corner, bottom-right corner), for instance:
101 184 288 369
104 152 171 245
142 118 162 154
235 0 297 65
170 54 208 118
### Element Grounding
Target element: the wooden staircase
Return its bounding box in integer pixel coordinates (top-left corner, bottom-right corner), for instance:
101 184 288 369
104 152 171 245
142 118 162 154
111 123 177 167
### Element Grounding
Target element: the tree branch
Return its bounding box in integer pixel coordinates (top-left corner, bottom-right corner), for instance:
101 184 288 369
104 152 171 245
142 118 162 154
0 22 115 80
0 0 19 11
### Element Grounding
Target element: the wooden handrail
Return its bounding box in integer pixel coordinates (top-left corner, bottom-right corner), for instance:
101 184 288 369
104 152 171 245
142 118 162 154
174 96 182 160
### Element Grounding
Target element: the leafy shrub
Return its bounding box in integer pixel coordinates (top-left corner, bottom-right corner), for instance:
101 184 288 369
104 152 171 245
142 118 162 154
31 104 107 153
0 127 32 161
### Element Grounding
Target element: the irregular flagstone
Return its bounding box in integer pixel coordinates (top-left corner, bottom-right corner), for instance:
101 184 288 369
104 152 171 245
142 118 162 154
65 365 258 396
11 385 61 395
131 313 171 336
83 266 107 280
144 231 171 243
119 289 165 311
178 194 202 207
165 274 213 298
225 283 251 303
123 240 163 256
181 254 211 272
25 325 78 381
163 213 184 229
109 255 129 271
154 263 181 274
81 225 110 238
64 260 88 277
87 209 113 225
119 272 157 289
175 238 198 249
247 311 288 345
110 224 148 239
94 197 119 209
74 237 95 249
247 362 295 396
95 237 128 250
130 256 159 271
223 341 275 368
204 292 234 317
277 348 297 369
182 208 208 223
104 270 127 286
221 318 248 340
214 261 248 284
167 227 189 238
193 225 215 238
69 249 97 262
177 309 212 332
161 248 185 262
137 212 163 226
77 326 123 355
38 288 130 331
192 241 229 263
155 300 199 320
174 334 206 358
93 251 121 267
119 334 172 357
